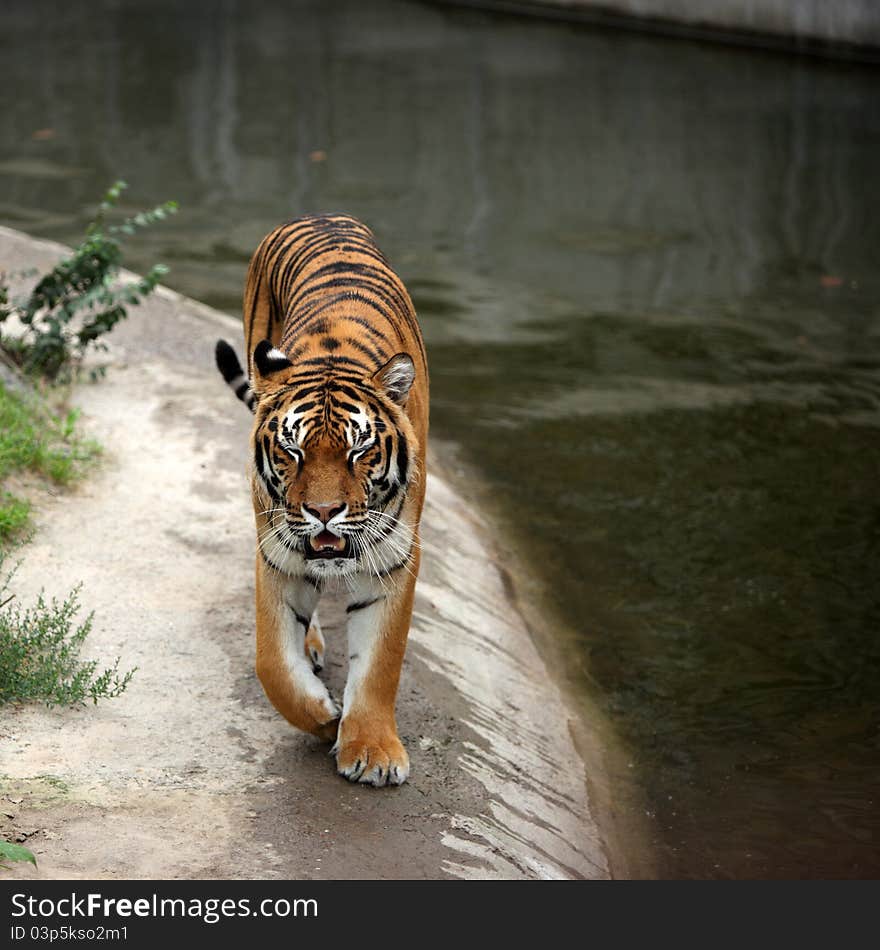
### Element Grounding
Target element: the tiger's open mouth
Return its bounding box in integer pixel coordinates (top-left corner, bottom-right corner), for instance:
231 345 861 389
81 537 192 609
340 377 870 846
305 530 354 560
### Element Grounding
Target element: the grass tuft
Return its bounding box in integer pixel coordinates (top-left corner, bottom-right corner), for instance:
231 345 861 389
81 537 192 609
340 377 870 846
0 382 98 545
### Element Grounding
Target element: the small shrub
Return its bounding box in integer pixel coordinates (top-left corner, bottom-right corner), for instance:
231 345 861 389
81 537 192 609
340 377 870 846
0 180 177 380
0 560 135 707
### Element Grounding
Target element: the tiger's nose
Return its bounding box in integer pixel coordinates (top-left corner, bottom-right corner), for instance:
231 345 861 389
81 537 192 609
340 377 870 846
303 502 346 524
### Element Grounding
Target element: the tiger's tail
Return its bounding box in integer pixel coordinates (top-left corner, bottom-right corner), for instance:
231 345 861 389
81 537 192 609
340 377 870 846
215 339 256 413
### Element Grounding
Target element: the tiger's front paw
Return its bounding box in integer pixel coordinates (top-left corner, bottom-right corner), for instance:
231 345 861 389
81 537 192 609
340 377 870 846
333 719 410 787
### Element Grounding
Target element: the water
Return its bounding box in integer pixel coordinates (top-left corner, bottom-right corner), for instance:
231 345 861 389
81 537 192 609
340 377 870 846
2 0 879 877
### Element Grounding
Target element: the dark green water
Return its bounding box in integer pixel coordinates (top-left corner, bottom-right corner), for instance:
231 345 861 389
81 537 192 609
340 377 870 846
2 0 879 877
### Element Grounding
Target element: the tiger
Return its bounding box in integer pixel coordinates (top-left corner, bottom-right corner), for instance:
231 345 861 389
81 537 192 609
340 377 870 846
215 213 428 787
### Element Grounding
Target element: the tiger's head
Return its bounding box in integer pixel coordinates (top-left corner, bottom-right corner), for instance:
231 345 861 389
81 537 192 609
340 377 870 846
249 340 418 580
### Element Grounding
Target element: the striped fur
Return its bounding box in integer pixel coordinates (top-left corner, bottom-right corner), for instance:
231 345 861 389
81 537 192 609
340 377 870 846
218 214 429 787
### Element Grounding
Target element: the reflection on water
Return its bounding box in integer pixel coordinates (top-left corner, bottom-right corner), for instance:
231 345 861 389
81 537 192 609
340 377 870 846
2 0 879 877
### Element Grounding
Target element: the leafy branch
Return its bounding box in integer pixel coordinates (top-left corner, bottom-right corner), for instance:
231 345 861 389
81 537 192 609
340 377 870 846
0 180 177 380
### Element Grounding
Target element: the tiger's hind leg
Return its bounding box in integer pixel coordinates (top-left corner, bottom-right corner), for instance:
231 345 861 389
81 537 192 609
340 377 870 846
304 610 325 674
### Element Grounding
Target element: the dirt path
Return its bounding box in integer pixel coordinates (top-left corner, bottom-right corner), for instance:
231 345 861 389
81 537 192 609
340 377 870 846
0 227 609 880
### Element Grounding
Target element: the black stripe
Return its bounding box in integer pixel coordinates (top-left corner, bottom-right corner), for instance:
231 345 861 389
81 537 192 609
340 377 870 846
345 334 387 369
296 355 371 370
287 374 367 391
346 597 384 613
291 609 312 631
376 546 414 578
255 438 281 502
333 383 369 403
343 314 394 345
395 436 409 486
370 494 406 541
379 435 394 482
337 241 391 267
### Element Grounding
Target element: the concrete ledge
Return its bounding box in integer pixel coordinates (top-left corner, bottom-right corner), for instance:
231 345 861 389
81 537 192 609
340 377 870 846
434 0 880 59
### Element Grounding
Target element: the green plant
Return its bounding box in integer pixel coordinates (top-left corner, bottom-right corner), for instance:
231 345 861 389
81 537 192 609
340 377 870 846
0 558 135 707
0 382 98 546
0 494 29 541
0 840 36 870
0 180 177 380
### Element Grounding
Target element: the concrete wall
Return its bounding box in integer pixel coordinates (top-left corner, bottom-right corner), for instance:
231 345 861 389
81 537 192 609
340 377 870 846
445 1 880 52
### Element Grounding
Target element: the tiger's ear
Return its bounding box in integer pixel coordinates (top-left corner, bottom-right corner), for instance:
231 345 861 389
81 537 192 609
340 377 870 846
373 353 415 406
252 340 292 393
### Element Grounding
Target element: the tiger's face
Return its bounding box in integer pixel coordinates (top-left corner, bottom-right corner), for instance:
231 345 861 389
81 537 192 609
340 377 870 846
249 341 417 580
